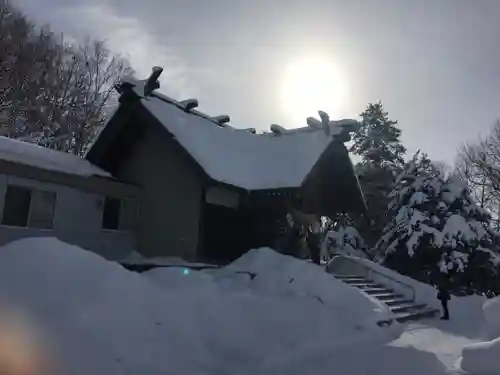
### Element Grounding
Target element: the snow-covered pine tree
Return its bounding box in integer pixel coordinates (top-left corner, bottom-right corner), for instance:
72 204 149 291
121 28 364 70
350 102 406 247
351 102 406 167
321 214 369 260
375 152 500 296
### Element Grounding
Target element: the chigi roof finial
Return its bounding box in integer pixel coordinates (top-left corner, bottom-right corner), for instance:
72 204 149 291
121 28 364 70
318 110 330 136
270 124 287 135
179 99 199 112
211 115 231 126
144 66 163 97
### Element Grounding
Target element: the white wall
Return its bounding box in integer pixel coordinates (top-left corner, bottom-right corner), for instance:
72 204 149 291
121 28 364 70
0 174 135 260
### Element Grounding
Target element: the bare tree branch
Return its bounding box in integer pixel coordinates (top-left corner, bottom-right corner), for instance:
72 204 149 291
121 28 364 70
456 120 500 228
0 2 133 154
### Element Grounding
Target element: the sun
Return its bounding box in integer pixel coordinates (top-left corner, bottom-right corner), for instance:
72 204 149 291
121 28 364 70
280 57 347 125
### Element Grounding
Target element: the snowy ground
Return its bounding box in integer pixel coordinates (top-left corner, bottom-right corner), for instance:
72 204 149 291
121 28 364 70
391 315 484 374
0 237 497 375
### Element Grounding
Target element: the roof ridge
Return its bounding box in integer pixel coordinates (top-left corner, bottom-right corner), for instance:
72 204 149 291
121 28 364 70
119 76 235 129
119 68 361 146
119 70 360 138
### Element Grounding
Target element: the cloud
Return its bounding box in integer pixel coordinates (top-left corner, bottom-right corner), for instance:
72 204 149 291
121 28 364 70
57 3 197 98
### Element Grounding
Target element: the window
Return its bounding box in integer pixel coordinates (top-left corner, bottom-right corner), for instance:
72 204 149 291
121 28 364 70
29 190 56 229
102 197 121 230
2 186 31 227
1 185 56 229
120 198 139 232
102 197 138 231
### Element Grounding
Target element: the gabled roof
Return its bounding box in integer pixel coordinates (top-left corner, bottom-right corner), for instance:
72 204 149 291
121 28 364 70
88 72 360 191
0 136 110 178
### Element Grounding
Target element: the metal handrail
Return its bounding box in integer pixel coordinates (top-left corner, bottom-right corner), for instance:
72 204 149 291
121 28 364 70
327 256 416 302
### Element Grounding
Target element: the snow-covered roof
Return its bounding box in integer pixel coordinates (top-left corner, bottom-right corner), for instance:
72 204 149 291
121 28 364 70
0 136 110 178
119 76 358 190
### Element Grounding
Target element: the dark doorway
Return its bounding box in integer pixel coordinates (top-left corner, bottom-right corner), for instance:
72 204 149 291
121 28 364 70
200 203 255 263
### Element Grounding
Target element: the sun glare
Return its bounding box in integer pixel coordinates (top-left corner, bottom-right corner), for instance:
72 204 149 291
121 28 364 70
280 57 347 125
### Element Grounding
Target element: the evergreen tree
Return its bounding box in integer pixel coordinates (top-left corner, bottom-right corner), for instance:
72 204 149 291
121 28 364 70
321 214 369 260
350 103 407 246
351 102 406 167
375 152 500 296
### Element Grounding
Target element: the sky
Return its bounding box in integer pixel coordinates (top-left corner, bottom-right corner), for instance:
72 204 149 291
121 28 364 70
13 0 500 165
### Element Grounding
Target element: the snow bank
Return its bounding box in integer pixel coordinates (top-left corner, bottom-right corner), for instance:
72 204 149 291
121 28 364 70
483 296 500 338
448 294 487 325
0 238 206 375
216 248 394 327
147 248 394 328
0 239 398 375
461 336 500 374
257 336 447 375
460 296 500 374
0 136 109 177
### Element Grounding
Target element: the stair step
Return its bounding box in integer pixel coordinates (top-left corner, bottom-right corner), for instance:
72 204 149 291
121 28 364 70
333 273 366 278
342 278 373 284
363 287 393 294
390 303 427 314
385 298 414 306
334 275 368 282
371 292 404 300
350 282 384 289
395 308 439 323
330 270 440 323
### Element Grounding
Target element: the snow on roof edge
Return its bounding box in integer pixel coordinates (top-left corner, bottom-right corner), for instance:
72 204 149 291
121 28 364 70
0 136 111 178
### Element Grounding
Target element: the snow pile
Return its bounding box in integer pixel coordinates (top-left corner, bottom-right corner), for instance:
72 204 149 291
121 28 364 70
221 248 391 324
447 294 487 327
460 296 500 374
148 249 393 329
461 337 500 375
0 136 110 177
258 335 448 375
0 238 397 375
483 296 500 338
118 76 359 190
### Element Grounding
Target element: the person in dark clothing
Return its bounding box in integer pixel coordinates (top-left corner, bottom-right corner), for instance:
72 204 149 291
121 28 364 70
437 286 451 320
306 228 321 265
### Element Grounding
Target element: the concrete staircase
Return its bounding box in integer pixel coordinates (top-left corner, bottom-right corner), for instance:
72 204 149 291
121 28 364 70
333 274 439 324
